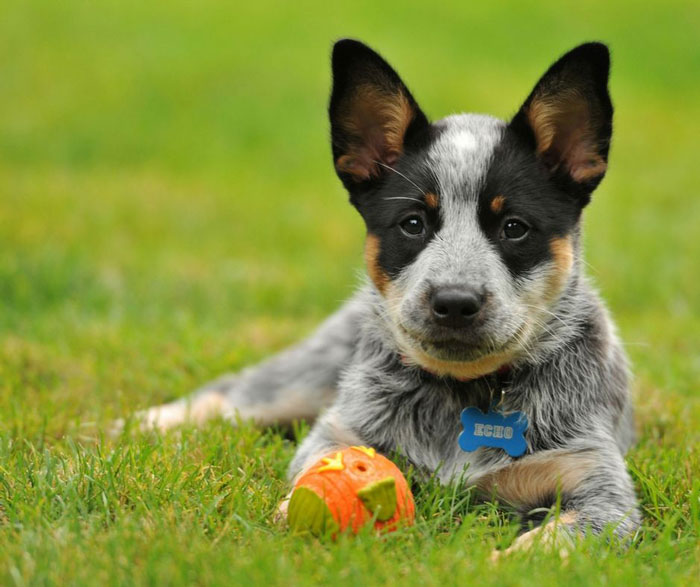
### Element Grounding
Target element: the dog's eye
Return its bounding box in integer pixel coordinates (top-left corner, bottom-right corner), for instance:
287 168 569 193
502 219 529 240
400 216 425 236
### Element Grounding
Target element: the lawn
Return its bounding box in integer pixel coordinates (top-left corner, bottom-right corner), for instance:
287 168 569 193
1 0 698 584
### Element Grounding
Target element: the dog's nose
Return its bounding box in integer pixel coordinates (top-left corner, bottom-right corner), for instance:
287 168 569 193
430 287 483 328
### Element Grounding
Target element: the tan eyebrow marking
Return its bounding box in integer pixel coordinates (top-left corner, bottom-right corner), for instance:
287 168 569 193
425 192 439 209
490 195 505 213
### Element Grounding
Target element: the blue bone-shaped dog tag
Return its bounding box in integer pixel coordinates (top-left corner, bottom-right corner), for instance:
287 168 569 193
459 407 528 457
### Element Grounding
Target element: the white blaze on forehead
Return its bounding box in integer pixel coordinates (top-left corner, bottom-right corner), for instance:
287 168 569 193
428 113 505 202
450 130 478 153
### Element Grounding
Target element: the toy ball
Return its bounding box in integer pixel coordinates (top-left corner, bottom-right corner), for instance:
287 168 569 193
287 446 415 536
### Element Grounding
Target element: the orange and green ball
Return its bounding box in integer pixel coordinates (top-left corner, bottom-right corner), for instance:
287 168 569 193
288 446 415 536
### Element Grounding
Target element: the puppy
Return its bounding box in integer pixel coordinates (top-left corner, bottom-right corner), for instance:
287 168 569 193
133 40 640 551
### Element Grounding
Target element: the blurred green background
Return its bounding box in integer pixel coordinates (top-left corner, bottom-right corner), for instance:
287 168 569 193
2 0 698 429
0 0 698 583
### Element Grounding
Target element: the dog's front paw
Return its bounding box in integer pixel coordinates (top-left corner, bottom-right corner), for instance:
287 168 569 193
274 493 292 525
109 402 188 436
110 391 231 436
490 512 576 561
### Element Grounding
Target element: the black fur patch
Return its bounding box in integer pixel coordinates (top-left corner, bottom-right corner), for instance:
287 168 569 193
356 150 443 278
478 128 582 278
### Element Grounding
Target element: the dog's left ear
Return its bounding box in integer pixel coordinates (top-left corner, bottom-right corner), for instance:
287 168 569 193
509 43 613 203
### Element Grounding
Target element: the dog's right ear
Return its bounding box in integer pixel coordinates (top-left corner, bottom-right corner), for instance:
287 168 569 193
329 40 430 194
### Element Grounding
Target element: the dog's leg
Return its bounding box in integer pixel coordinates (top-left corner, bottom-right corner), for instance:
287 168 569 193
120 291 370 432
556 446 640 538
484 442 640 558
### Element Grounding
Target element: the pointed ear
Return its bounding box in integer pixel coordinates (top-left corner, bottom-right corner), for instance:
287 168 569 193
329 39 430 191
509 43 613 202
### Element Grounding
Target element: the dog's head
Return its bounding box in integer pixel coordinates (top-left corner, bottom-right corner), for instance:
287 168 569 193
329 40 612 379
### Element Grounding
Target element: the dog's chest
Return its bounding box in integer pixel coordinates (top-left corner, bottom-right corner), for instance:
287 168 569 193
341 375 508 482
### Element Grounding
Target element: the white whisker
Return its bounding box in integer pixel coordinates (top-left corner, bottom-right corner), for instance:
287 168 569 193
382 196 425 203
372 159 427 197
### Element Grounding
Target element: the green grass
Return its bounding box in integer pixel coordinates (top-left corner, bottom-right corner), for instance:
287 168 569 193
1 0 699 584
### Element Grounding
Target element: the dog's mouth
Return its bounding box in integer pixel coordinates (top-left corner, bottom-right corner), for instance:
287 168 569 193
396 320 528 366
417 338 486 361
397 323 495 362
394 323 520 379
